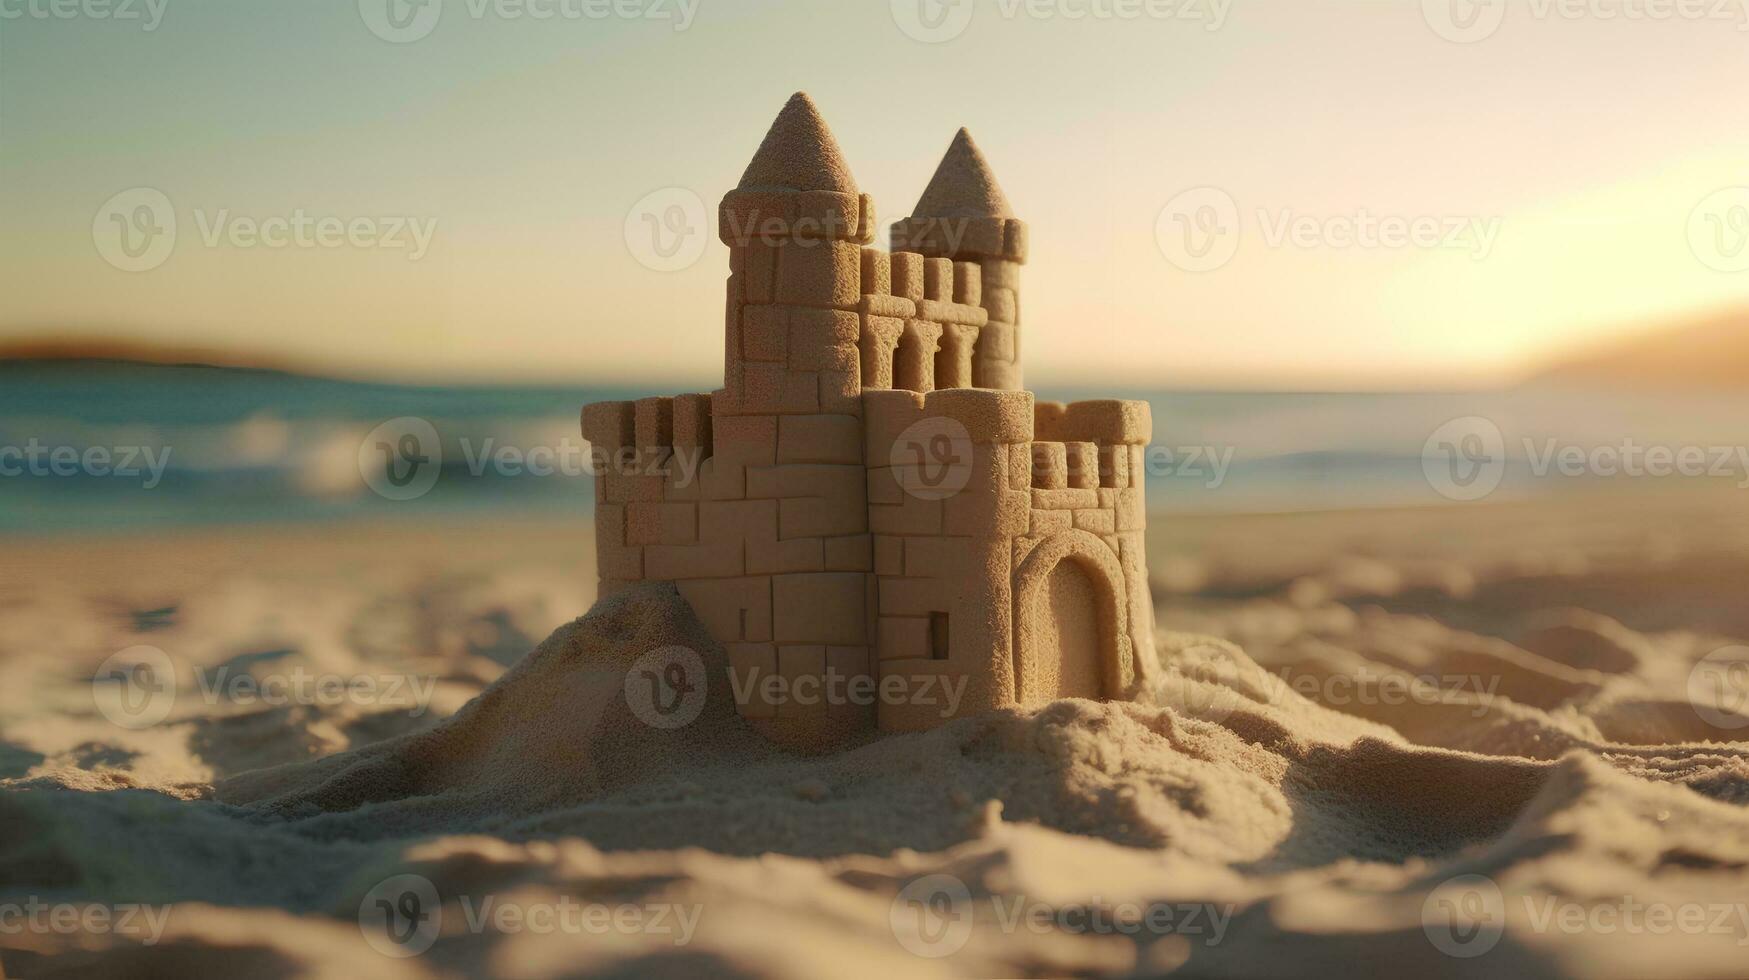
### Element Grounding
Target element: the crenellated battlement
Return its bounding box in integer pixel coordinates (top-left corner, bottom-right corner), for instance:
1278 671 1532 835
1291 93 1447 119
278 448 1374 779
581 393 714 467
580 93 1154 749
1034 399 1153 447
855 247 989 395
1032 400 1153 494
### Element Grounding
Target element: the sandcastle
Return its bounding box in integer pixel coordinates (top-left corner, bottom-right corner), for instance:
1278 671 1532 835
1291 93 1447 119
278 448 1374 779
583 93 1154 748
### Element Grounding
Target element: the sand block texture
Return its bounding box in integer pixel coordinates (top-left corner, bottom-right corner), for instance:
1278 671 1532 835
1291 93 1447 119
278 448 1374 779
582 94 1154 748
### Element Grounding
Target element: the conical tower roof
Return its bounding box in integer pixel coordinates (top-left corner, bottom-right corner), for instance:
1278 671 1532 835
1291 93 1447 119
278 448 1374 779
737 93 858 195
911 128 1013 220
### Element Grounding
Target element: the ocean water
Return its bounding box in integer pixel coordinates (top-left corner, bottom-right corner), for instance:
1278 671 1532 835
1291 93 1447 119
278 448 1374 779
3 361 1747 533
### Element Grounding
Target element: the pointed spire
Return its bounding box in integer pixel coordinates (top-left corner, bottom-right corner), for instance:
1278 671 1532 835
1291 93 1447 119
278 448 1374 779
912 128 1013 220
737 92 858 195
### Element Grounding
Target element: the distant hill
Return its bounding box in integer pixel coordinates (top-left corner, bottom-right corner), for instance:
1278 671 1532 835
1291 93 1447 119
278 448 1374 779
1531 310 1749 389
0 338 311 374
0 341 634 426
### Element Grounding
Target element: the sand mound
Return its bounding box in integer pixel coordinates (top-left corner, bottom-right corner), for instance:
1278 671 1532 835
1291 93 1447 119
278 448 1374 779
213 583 765 831
7 603 1749 977
7 507 1749 978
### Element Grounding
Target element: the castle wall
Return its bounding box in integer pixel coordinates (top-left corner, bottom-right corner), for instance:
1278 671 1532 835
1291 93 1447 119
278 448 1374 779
1031 399 1157 671
862 387 1032 731
859 388 1155 732
584 388 1157 742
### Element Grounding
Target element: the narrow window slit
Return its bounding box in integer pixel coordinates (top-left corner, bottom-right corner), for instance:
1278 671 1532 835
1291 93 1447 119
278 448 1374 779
929 611 950 660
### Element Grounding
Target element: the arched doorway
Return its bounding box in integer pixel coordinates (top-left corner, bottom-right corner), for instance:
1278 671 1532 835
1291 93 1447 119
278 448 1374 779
1011 530 1131 706
1042 559 1103 699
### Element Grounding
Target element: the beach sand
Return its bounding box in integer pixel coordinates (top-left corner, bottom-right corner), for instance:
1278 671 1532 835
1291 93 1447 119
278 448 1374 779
5 486 1749 977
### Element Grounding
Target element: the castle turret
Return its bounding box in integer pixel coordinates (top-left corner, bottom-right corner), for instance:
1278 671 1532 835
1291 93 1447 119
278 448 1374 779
717 92 874 418
709 93 878 745
890 129 1029 390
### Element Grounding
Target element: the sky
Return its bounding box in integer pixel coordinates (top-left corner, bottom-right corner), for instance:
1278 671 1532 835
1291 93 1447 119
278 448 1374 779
1 0 1747 388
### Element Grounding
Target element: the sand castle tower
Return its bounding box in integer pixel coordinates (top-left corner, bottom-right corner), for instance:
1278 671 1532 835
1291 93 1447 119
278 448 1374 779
891 128 1029 392
584 93 1155 750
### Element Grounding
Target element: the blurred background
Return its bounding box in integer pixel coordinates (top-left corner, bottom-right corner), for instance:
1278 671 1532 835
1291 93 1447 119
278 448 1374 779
11 10 1749 977
2 0 1747 531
